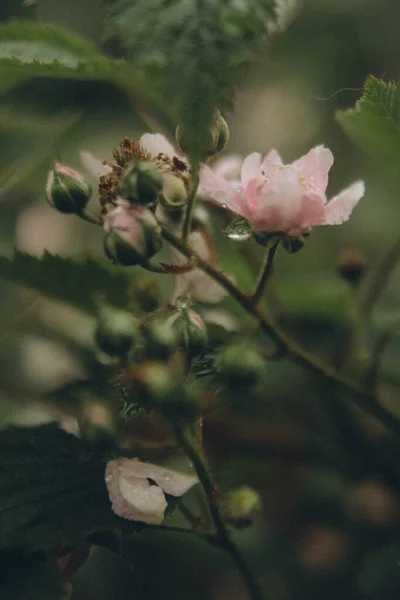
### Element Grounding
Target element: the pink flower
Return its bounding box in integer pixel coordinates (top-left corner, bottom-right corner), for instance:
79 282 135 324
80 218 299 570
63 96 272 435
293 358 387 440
171 231 228 304
105 458 198 524
200 146 365 236
103 198 159 253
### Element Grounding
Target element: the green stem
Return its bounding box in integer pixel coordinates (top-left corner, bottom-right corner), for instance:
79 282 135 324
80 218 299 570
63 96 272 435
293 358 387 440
174 422 266 600
78 210 103 226
161 227 400 436
141 260 168 274
362 236 400 315
182 168 200 244
252 241 279 305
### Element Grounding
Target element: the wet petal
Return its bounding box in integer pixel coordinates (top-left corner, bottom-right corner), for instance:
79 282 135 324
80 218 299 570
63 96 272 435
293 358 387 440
321 181 365 225
241 152 262 192
200 164 247 214
106 459 167 524
292 145 333 195
260 149 284 177
116 458 198 497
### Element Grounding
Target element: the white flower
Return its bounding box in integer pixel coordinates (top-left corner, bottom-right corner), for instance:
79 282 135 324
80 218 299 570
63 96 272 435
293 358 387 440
105 458 198 524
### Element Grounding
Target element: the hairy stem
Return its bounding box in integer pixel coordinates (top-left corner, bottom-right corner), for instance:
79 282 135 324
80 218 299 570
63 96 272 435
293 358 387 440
252 241 279 304
161 227 400 436
174 422 266 600
182 168 200 244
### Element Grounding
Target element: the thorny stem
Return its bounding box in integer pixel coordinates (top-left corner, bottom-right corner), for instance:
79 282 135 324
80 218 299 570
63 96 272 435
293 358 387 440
252 241 279 305
161 227 400 436
174 422 266 600
182 168 200 244
362 236 400 315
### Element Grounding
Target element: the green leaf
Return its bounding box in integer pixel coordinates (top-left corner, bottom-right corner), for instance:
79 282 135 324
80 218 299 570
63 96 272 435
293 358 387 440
0 251 132 313
0 21 102 63
0 424 114 552
110 0 277 161
0 550 70 600
336 75 400 165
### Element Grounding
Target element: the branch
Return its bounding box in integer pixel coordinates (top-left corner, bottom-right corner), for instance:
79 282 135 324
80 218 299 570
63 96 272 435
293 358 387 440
182 168 200 244
161 227 400 436
252 241 279 305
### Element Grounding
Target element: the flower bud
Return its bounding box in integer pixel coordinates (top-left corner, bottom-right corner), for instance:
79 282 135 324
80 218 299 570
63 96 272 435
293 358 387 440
79 399 117 449
104 202 162 266
282 229 312 254
176 110 229 158
46 162 92 214
225 486 262 529
95 305 139 357
167 304 207 359
119 161 162 206
143 320 179 361
132 277 162 313
338 246 367 285
217 344 265 387
135 361 199 418
159 174 187 211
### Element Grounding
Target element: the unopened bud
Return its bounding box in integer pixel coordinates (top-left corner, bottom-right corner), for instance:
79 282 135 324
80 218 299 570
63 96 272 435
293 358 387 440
283 229 312 254
225 486 262 529
143 320 179 361
159 174 187 211
95 305 139 357
104 203 162 266
167 304 207 358
136 361 198 418
46 162 92 214
176 110 229 158
119 161 162 206
132 277 162 312
217 344 265 387
79 399 117 448
338 246 367 285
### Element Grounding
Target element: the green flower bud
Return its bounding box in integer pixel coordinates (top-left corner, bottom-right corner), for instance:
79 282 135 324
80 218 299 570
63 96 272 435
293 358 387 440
95 305 139 357
167 305 207 359
103 203 162 266
176 110 229 158
217 344 265 387
132 277 162 313
119 161 162 206
46 162 92 214
137 362 199 419
143 320 179 361
225 486 262 529
158 174 187 212
338 246 367 286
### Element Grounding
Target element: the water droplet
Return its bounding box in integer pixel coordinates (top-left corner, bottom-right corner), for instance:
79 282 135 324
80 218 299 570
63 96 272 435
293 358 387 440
105 474 113 482
164 476 171 482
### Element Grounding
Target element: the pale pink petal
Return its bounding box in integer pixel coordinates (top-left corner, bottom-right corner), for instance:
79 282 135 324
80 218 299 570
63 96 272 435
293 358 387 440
80 151 112 179
260 149 284 177
201 308 238 331
200 164 247 214
320 181 365 225
106 460 167 524
212 154 242 180
139 133 177 158
292 145 333 195
116 459 198 497
241 152 262 192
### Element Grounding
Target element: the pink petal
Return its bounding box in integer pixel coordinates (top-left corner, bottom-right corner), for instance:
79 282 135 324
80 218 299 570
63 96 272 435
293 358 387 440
199 164 246 214
116 458 198 497
212 154 242 180
80 151 112 179
139 133 177 158
105 460 167 524
292 145 334 195
260 149 284 177
320 180 365 225
241 152 262 192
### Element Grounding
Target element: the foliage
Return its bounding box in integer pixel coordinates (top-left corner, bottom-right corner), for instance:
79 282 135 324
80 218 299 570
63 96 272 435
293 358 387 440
109 0 277 161
336 75 400 165
0 252 132 313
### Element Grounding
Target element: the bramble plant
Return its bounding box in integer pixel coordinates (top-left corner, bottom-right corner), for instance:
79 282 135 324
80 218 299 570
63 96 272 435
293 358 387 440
1 1 400 599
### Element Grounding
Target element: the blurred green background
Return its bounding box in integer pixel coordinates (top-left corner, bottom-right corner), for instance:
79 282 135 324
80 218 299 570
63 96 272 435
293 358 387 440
1 1 400 599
